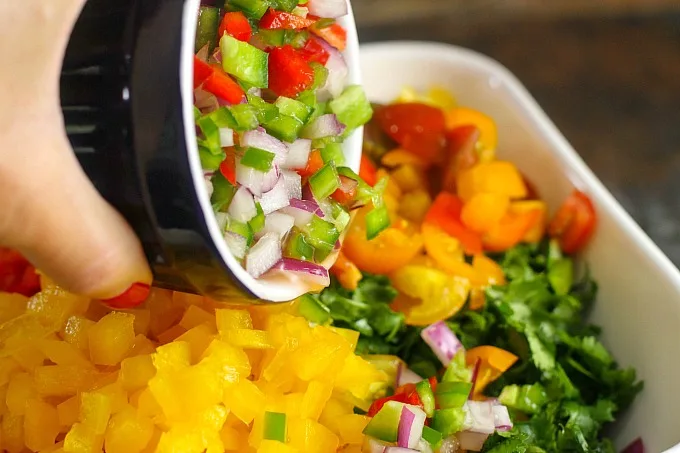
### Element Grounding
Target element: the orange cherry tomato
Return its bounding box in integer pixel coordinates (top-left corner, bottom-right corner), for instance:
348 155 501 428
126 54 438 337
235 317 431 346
375 103 446 163
446 107 498 155
510 201 548 244
461 193 511 234
548 190 597 254
330 252 362 290
482 209 542 253
472 255 506 286
424 193 483 255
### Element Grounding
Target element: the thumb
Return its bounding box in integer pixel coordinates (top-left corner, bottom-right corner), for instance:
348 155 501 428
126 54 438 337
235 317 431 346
0 128 153 304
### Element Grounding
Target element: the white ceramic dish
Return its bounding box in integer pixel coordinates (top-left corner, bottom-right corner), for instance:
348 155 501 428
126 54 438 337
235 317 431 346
360 41 680 453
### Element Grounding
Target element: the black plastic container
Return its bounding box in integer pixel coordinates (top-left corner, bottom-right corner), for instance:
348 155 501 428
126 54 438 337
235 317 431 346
60 0 258 301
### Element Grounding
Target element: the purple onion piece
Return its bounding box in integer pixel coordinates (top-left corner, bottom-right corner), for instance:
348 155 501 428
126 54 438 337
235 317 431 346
300 114 346 140
283 139 312 169
241 129 288 166
420 321 465 366
267 258 330 287
306 0 348 18
245 233 282 278
258 177 290 215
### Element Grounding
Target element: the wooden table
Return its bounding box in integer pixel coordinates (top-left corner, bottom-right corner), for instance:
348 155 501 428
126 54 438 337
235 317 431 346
356 7 680 266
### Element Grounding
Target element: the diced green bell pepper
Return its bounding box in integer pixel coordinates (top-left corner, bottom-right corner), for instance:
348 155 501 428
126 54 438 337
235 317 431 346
240 148 275 172
249 202 265 234
320 143 345 166
195 6 219 53
257 29 286 47
263 115 304 143
220 35 269 88
548 258 573 296
263 412 286 442
435 381 472 409
270 0 298 12
227 104 259 131
211 173 237 212
442 351 473 383
302 216 340 262
207 107 238 129
197 116 222 155
431 407 466 438
329 201 351 231
416 380 436 418
225 0 269 20
365 205 390 240
498 383 549 415
275 97 312 124
329 85 374 133
199 147 225 172
225 216 254 247
310 62 329 91
362 400 403 443
421 426 443 448
247 93 279 124
297 90 317 109
297 294 331 325
309 162 341 201
284 228 315 261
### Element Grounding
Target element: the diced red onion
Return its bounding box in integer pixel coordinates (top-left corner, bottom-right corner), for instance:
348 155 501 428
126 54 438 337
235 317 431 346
283 139 312 169
219 128 235 147
439 437 460 453
397 405 426 449
317 38 348 101
261 165 280 193
281 170 302 200
455 431 490 452
463 401 496 435
492 405 513 432
317 197 334 219
268 258 330 287
281 206 314 228
225 232 248 260
416 439 434 453
307 0 348 19
261 212 294 238
383 448 419 453
338 175 358 194
292 6 309 17
301 114 346 140
214 212 228 231
204 176 214 199
241 129 288 166
195 44 209 62
622 438 645 453
258 177 290 215
247 87 262 98
228 187 257 222
203 170 215 178
211 47 222 64
236 161 279 197
469 358 481 398
364 439 388 453
246 233 282 278
421 321 465 366
290 198 324 216
195 88 219 112
396 363 423 387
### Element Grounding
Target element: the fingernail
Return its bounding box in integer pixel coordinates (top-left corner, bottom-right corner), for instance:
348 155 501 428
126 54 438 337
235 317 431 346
101 282 151 309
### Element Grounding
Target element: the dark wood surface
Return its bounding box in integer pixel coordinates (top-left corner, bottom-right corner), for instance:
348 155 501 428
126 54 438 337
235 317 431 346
357 11 680 266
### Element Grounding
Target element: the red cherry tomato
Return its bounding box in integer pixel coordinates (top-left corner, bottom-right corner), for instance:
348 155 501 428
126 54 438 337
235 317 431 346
548 190 597 254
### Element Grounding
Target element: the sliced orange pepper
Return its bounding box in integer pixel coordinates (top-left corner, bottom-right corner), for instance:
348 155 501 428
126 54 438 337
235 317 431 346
510 200 548 243
330 252 362 290
457 161 527 202
466 346 518 395
424 193 483 255
472 255 506 286
482 209 541 253
460 193 510 234
446 107 498 154
343 208 423 275
380 149 428 169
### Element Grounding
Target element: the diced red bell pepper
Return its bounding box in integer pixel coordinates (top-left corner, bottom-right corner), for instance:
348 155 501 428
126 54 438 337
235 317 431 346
193 56 214 88
310 22 347 51
359 155 378 187
548 190 597 254
218 11 253 42
331 175 358 205
202 70 246 104
260 8 316 30
219 153 237 185
424 192 483 255
297 150 324 177
299 38 330 65
367 394 407 417
367 385 424 417
268 45 315 98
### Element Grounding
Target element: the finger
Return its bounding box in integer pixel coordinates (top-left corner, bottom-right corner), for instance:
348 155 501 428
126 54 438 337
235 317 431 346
0 131 153 302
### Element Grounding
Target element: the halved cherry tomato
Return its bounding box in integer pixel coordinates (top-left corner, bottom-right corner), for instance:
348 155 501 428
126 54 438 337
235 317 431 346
423 192 483 255
343 207 423 275
375 103 447 163
446 107 498 155
202 70 246 104
421 224 483 284
381 149 427 169
268 45 315 98
193 56 214 88
510 201 547 243
359 155 378 187
482 209 542 252
461 193 510 234
442 125 480 193
299 38 330 65
260 9 316 30
218 11 253 42
297 149 324 177
331 175 358 205
330 251 361 290
548 190 597 254
457 161 527 202
219 153 237 185
472 254 506 286
310 22 347 51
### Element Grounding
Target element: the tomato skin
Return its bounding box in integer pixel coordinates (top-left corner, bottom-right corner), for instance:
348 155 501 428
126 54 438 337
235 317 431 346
548 190 597 254
375 103 447 163
330 176 358 205
359 155 378 187
260 9 316 30
424 192 483 255
309 22 347 51
267 45 315 98
367 384 424 417
218 11 253 42
299 38 330 65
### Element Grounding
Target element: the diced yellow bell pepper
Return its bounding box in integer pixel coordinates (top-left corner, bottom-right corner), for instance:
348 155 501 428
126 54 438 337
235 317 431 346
26 286 89 328
128 334 157 357
88 312 135 366
223 380 265 424
390 164 427 193
288 417 339 453
125 308 151 336
381 149 428 169
328 327 359 352
11 342 47 371
63 422 102 453
220 422 249 451
216 309 253 333
120 354 156 391
336 414 370 445
2 413 25 453
457 161 527 202
290 327 351 381
96 382 128 414
0 357 20 387
104 405 154 453
301 380 333 421
152 341 191 372
318 397 353 436
180 305 217 331
446 107 498 154
155 426 205 453
24 398 60 451
156 324 187 345
6 372 37 415
335 355 388 402
399 190 432 224
222 329 274 350
0 293 28 325
200 339 251 385
34 365 102 397
79 391 112 435
57 396 80 431
258 440 299 453
38 339 93 368
175 324 216 363
60 316 95 352
133 388 163 420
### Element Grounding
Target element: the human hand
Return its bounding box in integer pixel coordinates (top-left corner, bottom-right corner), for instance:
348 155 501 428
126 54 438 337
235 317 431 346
0 0 152 305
